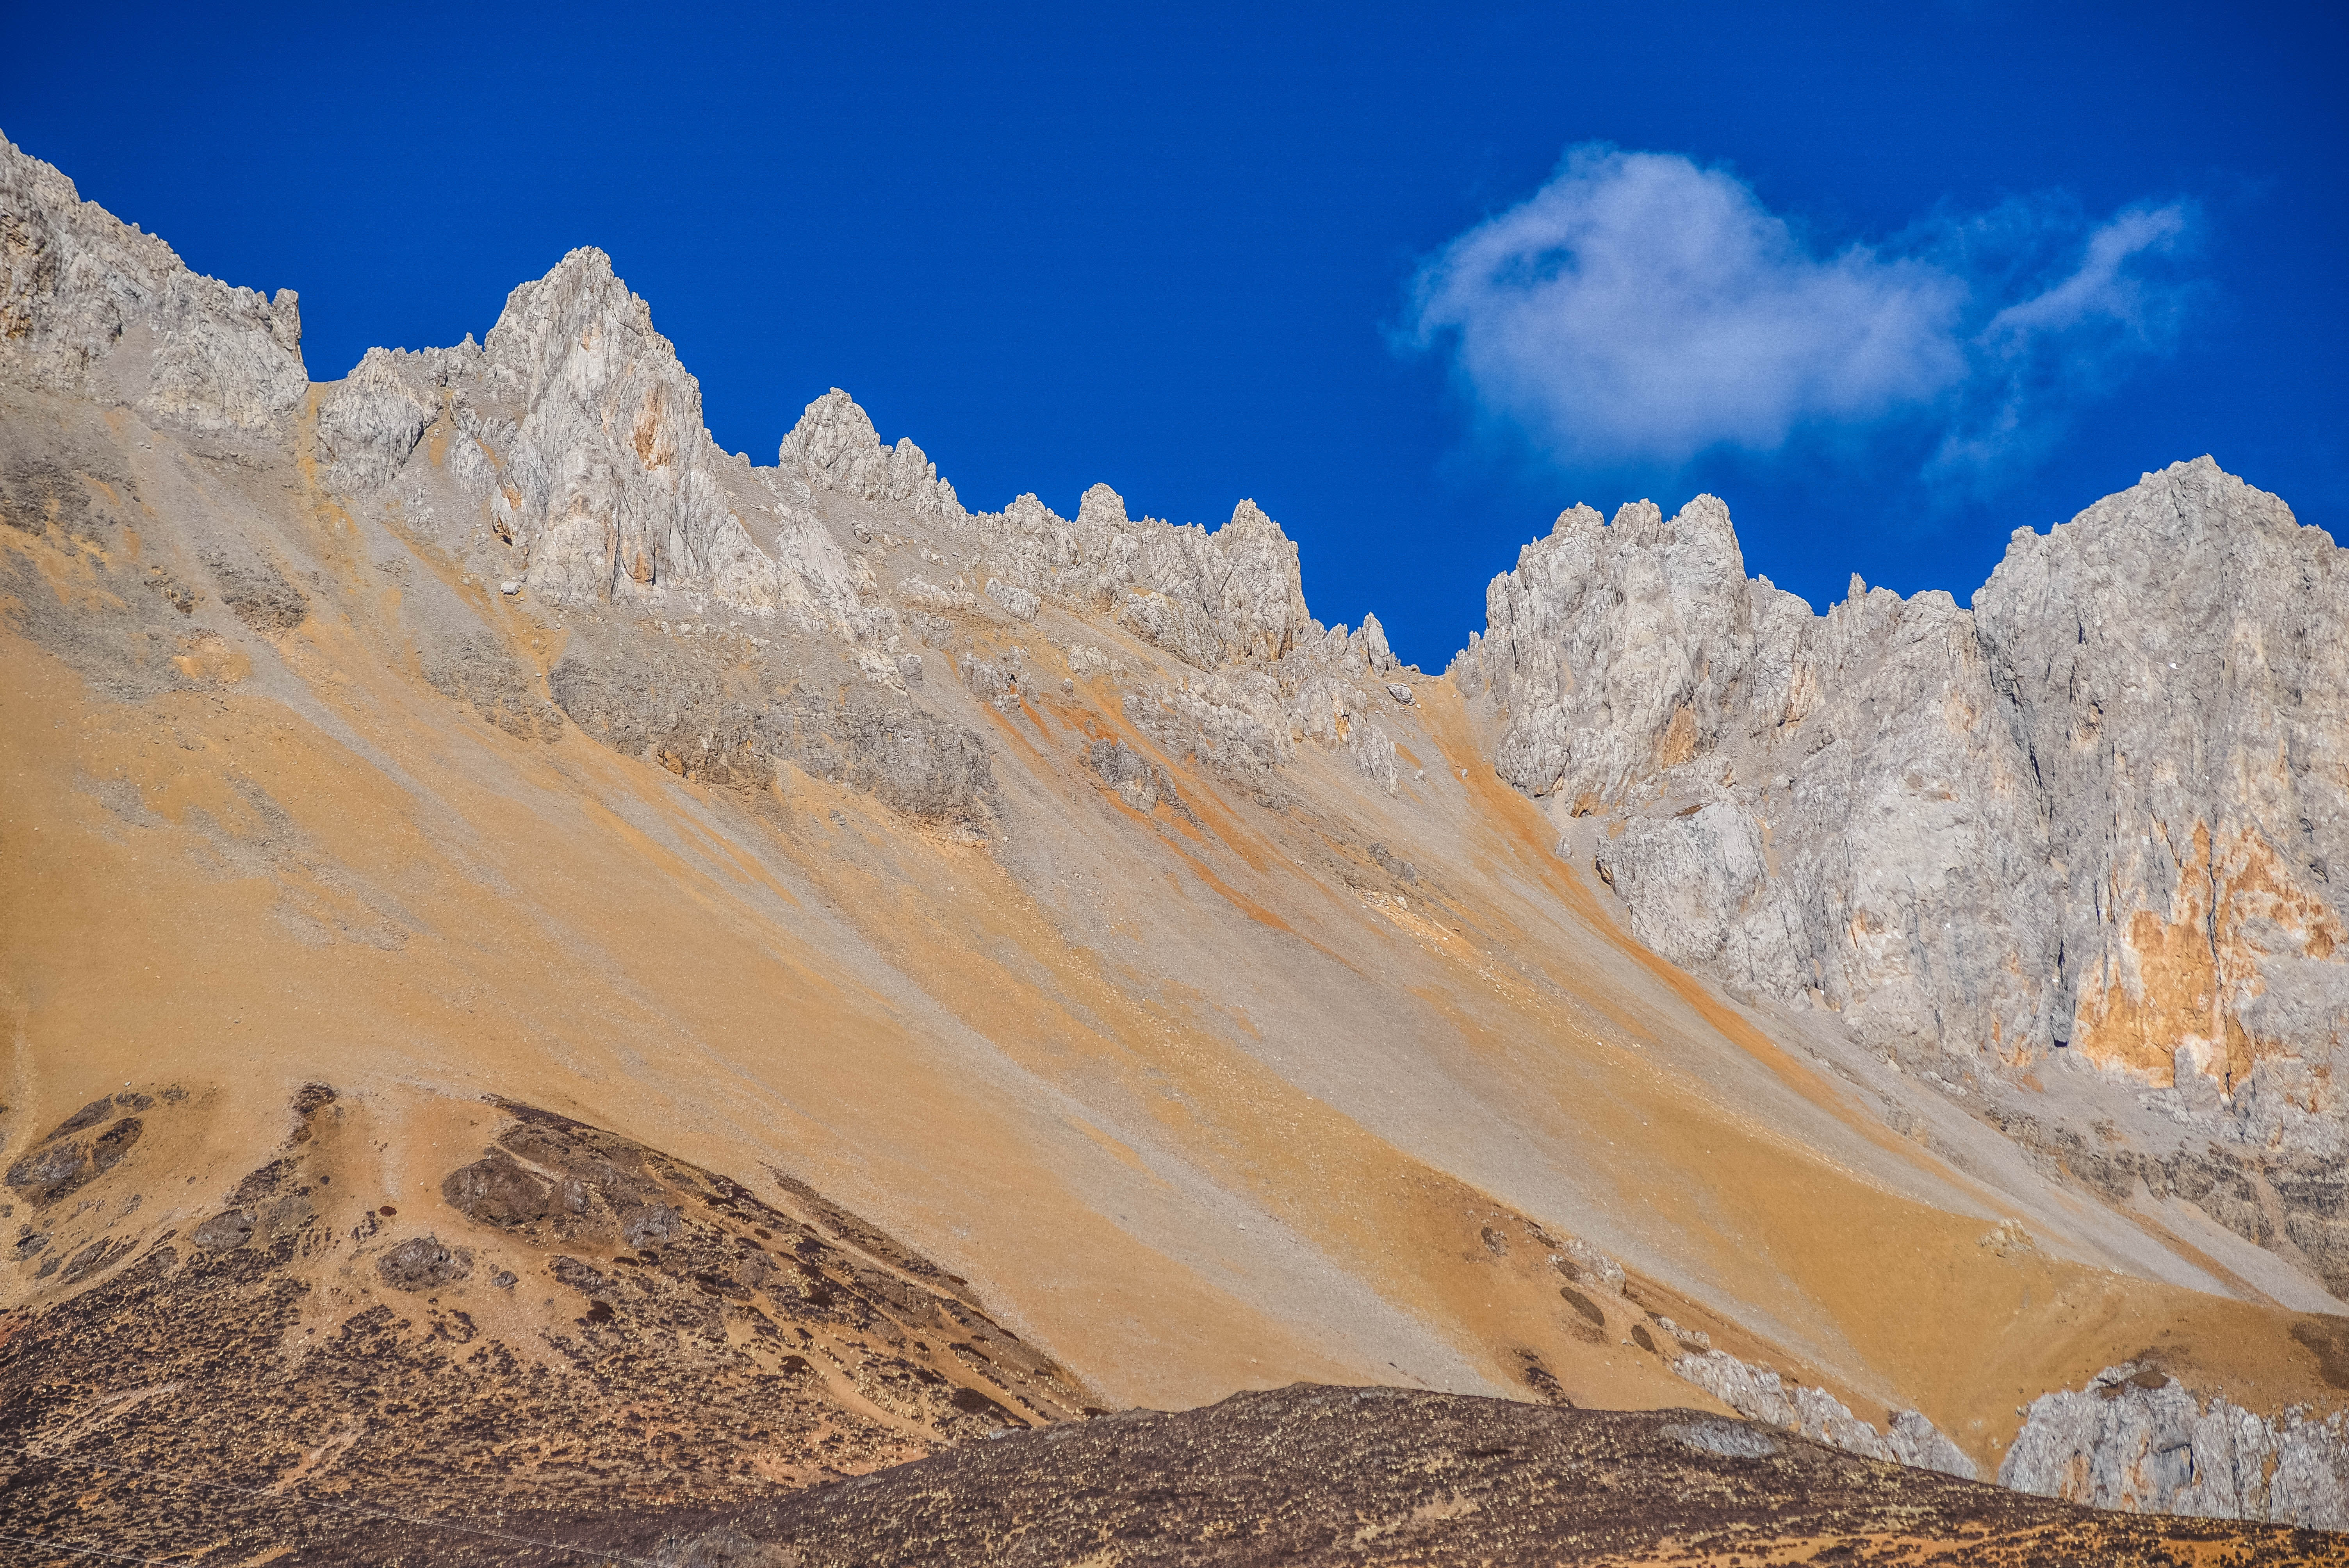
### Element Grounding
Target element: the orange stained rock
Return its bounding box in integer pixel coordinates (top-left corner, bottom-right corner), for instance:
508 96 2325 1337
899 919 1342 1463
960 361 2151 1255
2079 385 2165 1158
2075 818 2345 1087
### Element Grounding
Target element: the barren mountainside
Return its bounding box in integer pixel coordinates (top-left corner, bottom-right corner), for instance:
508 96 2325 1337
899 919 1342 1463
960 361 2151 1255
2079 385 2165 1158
2 130 2346 1560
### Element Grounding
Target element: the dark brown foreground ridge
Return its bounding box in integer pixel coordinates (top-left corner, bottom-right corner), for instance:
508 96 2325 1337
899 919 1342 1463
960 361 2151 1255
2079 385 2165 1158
0 1089 1089 1567
317 1384 2340 1567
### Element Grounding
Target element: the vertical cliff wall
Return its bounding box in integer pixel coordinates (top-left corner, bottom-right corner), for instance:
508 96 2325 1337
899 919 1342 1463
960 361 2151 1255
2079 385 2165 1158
1454 462 2349 1294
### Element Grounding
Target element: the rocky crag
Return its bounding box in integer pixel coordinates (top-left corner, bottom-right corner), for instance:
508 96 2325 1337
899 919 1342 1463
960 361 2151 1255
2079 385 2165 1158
296 248 1412 832
4 126 2347 1555
2001 1356 2349 1527
1454 475 2349 1301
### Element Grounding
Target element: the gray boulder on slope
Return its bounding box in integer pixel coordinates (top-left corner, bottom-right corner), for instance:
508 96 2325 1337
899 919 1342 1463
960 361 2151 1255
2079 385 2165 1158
2001 1363 2349 1528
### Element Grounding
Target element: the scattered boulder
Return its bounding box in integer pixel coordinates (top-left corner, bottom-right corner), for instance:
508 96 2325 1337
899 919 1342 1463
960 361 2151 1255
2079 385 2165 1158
622 1203 685 1250
985 577 1040 622
5 1142 87 1204
1085 737 1192 820
1551 1237 1625 1296
1650 1313 1710 1350
205 555 310 633
442 1147 554 1228
1663 1419 1781 1459
191 1210 256 1252
60 1237 131 1283
376 1235 474 1291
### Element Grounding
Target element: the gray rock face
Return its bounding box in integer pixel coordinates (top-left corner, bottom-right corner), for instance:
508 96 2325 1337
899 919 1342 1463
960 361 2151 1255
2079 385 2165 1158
1551 1237 1626 1297
1456 461 2349 1295
485 250 764 608
1671 1348 1977 1478
441 1148 554 1228
1085 738 1196 821
207 554 311 634
2000 1363 2349 1527
886 471 1317 671
1454 496 2052 1058
0 135 305 434
885 460 1413 788
375 1235 474 1292
0 129 1007 830
1662 1419 1782 1460
779 387 962 519
314 252 874 631
545 623 999 824
1973 463 2349 1098
596 380 1410 799
189 1210 257 1253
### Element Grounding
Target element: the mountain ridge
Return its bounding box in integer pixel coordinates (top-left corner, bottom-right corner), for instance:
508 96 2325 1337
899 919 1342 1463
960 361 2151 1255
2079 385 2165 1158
3 128 2346 1554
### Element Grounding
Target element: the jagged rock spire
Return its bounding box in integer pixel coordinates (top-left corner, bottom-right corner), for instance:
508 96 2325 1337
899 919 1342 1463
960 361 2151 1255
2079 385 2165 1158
778 388 962 519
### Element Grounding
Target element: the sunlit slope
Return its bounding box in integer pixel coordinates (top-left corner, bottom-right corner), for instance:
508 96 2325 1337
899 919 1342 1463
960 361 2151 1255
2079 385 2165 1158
3 386 2338 1493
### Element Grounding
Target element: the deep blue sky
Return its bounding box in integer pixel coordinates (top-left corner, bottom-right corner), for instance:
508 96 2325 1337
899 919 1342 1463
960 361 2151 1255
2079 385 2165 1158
7 3 2342 666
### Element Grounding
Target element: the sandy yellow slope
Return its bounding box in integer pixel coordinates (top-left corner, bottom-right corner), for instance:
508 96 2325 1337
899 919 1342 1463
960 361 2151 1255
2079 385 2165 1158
2 386 2339 1507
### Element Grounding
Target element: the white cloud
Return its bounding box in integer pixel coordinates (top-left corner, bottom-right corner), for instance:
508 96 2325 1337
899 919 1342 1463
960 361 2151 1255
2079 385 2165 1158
1408 146 2196 479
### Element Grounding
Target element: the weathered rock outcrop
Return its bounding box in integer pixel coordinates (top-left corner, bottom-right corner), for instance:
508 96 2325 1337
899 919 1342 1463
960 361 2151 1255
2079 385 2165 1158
770 389 1413 787
779 387 963 519
2001 1362 2349 1528
315 251 875 631
1457 497 2050 1056
544 618 999 824
1973 463 2349 1096
1456 462 2349 1296
324 330 1413 804
0 135 304 434
308 289 1420 822
1672 1348 1977 1479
